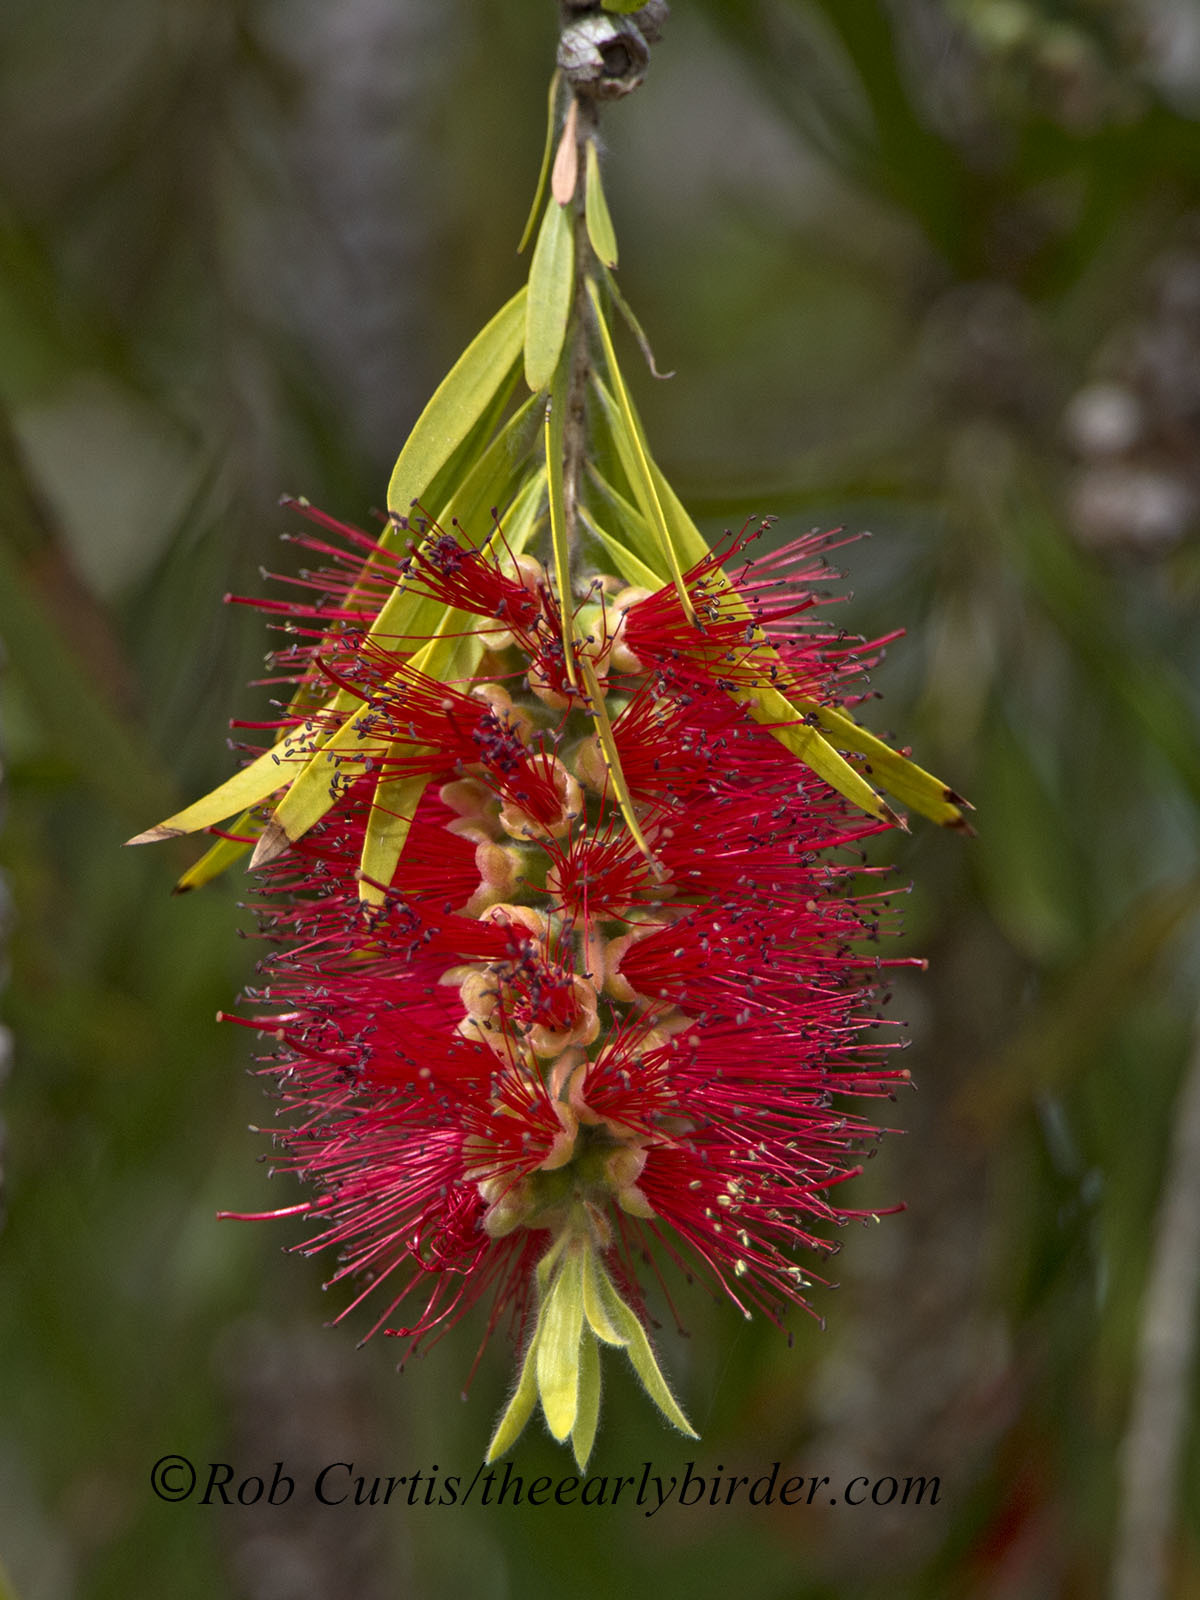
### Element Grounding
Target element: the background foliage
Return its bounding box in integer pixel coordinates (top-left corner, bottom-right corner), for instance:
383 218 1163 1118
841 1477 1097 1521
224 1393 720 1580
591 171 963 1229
2 2 1199 1596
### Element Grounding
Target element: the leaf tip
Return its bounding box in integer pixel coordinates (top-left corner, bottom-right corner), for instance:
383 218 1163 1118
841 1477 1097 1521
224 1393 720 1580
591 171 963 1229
250 818 290 870
125 825 183 846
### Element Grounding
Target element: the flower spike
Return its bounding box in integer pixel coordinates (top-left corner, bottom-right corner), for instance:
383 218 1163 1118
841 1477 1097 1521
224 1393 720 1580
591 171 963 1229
132 12 966 1468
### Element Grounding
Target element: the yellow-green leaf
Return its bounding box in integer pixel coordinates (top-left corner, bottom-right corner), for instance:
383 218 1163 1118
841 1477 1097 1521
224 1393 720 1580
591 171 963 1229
741 682 894 823
572 1327 602 1471
486 1329 542 1462
525 200 574 393
126 710 343 844
357 772 431 906
597 1268 696 1439
371 396 541 655
582 1245 627 1346
545 384 580 690
386 285 527 519
638 451 967 829
807 703 968 829
579 503 664 589
355 472 546 901
172 822 258 893
587 283 695 621
584 140 618 268
536 1247 585 1440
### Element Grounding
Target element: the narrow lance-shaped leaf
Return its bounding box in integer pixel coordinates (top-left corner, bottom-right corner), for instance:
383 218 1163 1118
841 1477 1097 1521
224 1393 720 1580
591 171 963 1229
579 655 661 865
525 199 574 393
173 821 259 893
584 139 618 268
649 443 966 829
372 395 541 653
582 1235 628 1346
518 69 562 253
258 485 546 875
544 386 580 691
355 470 547 902
586 279 696 622
536 1247 586 1441
572 1327 603 1471
126 707 345 845
135 401 542 857
387 285 527 521
486 1327 542 1463
597 1266 696 1439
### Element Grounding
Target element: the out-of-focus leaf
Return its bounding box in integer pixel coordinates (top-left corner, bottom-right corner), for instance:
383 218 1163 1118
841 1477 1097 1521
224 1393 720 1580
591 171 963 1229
974 713 1084 960
958 873 1200 1137
585 141 618 269
386 285 527 520
0 525 174 827
525 200 574 393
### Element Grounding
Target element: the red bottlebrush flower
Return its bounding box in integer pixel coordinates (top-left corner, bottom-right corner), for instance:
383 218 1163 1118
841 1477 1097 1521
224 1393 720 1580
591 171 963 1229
219 506 923 1466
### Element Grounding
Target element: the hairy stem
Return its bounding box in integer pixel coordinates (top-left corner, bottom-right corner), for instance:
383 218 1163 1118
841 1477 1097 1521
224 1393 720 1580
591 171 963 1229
561 88 597 560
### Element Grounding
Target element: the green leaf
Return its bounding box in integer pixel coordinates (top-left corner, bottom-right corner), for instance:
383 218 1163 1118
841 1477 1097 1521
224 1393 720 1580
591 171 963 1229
386 285 527 519
807 703 969 829
740 682 894 824
582 1244 627 1345
525 199 574 393
355 469 546 902
579 655 659 862
536 1246 586 1440
518 70 562 254
597 1268 697 1439
634 450 966 829
585 140 618 269
358 772 431 905
545 380 580 690
172 823 257 893
485 1329 542 1462
370 396 541 655
587 283 695 620
127 710 344 843
600 263 672 377
572 1327 602 1471
578 502 664 589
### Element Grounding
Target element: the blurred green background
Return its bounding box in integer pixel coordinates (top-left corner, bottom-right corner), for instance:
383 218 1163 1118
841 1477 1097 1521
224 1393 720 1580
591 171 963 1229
3 1 1200 1596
